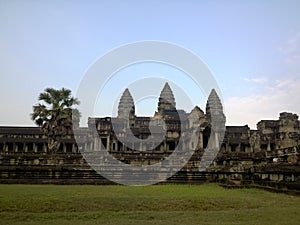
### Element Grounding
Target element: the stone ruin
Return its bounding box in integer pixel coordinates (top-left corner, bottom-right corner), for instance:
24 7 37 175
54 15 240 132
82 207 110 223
0 83 299 190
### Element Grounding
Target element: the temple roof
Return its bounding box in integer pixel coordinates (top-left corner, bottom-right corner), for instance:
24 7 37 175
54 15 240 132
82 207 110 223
205 89 225 120
118 88 135 119
119 88 134 106
0 126 42 135
206 89 223 111
226 125 250 133
160 82 175 106
189 106 205 117
157 82 176 112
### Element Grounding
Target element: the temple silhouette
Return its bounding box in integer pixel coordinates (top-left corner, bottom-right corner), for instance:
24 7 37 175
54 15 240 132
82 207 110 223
0 82 299 189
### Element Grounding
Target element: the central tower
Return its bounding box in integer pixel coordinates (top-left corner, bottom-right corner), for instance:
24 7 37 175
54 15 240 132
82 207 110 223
117 88 135 120
157 82 176 113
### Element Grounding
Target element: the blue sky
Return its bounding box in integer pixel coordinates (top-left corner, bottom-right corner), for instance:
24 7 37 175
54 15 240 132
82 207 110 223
1 0 300 128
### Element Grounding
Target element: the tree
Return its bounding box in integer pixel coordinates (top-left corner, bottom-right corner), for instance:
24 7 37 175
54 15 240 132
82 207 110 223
31 87 80 154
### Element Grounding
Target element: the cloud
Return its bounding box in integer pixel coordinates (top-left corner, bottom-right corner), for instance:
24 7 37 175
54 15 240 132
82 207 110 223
278 32 300 65
243 77 268 84
226 34 300 129
225 78 300 129
286 55 300 65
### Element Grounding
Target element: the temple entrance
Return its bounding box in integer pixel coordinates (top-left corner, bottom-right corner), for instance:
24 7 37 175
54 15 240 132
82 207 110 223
203 126 211 149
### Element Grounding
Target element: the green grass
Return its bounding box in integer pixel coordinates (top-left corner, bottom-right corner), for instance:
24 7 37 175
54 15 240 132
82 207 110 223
0 183 299 225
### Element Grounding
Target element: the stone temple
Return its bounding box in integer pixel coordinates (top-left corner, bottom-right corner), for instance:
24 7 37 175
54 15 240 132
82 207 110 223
88 82 225 156
0 83 299 189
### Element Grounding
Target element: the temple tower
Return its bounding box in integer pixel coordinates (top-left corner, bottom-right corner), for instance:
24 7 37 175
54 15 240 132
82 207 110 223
206 89 225 122
157 82 176 113
205 89 226 147
117 88 135 120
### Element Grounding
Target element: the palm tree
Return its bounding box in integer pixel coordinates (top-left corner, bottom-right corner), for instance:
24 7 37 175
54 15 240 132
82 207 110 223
31 87 80 155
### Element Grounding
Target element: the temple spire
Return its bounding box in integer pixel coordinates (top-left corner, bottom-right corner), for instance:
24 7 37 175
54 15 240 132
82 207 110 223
206 89 225 125
118 88 135 119
157 82 176 113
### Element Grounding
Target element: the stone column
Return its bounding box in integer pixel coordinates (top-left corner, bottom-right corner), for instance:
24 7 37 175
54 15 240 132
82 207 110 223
33 143 37 153
107 136 110 151
99 139 102 151
237 143 241 152
214 132 219 149
94 138 98 151
267 141 271 151
181 141 185 151
199 131 203 149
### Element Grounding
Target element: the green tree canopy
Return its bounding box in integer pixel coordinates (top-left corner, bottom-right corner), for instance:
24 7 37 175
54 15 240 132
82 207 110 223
31 87 80 153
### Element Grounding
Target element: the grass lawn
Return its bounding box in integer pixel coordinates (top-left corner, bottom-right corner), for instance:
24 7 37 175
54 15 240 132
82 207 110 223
0 183 299 225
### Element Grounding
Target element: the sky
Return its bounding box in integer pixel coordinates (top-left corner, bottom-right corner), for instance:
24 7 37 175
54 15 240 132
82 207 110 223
0 0 300 129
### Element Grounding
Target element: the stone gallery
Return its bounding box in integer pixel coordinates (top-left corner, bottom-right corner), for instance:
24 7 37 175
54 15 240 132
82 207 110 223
0 83 299 189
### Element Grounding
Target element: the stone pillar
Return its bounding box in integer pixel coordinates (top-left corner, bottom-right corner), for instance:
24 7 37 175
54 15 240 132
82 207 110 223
237 143 241 152
72 144 76 153
89 141 93 151
33 143 37 153
267 142 271 151
182 141 185 151
94 138 98 150
199 131 203 149
214 132 219 149
107 136 110 151
99 139 102 151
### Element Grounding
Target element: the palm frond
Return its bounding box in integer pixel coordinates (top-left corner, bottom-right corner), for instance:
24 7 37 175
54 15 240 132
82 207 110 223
31 87 81 153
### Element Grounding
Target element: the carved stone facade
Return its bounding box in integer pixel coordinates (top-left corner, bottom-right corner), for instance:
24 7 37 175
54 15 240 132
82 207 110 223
0 83 299 187
89 83 224 159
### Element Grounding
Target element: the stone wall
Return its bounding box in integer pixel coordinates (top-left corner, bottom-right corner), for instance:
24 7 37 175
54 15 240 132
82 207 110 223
1 144 299 192
0 112 299 191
